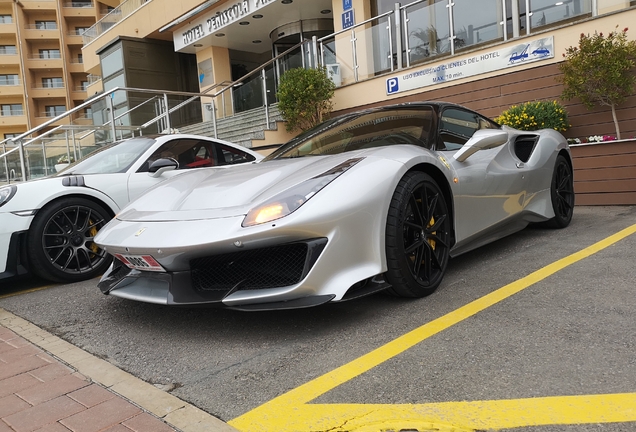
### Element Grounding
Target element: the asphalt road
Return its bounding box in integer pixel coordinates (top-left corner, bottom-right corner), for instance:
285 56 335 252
1 206 635 431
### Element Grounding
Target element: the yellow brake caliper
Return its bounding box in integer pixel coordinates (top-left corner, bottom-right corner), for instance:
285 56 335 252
427 216 436 250
89 221 99 255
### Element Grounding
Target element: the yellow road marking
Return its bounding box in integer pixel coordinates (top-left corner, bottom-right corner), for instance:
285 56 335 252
230 224 636 431
0 285 58 299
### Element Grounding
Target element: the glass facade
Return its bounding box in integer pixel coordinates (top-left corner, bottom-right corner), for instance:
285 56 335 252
101 47 123 79
320 0 595 83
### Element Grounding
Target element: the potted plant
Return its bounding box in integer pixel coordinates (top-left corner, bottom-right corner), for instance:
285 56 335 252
558 27 636 140
55 154 75 172
556 27 636 205
494 100 569 132
276 66 336 133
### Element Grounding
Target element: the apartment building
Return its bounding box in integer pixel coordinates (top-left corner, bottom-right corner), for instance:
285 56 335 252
0 0 119 141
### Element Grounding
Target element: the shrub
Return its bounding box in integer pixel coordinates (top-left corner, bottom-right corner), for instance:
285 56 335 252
558 26 636 140
277 66 335 133
494 100 569 132
57 154 75 164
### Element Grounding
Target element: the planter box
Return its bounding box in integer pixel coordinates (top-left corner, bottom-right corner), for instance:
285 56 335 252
571 139 636 205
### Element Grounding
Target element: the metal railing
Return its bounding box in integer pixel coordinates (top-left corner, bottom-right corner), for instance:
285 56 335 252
63 1 94 8
0 85 247 184
82 0 151 46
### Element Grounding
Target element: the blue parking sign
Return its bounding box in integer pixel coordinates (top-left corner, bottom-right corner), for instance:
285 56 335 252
386 77 399 94
342 10 354 29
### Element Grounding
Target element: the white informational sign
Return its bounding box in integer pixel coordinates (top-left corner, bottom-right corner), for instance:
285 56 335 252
386 36 554 95
175 0 276 51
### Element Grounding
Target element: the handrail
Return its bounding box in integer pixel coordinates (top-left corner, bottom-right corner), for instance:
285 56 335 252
204 40 310 138
0 85 257 182
139 80 236 130
212 40 308 99
139 41 308 135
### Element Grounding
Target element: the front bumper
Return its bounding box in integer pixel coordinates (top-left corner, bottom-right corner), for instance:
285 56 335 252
98 238 336 310
0 212 33 279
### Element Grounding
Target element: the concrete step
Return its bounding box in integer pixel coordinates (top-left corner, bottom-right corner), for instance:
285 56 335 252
180 105 284 148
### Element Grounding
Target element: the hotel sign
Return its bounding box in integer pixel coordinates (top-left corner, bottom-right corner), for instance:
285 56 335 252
386 36 554 95
175 0 276 51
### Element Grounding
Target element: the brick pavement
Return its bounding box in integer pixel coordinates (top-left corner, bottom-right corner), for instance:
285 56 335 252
0 325 177 432
0 310 239 432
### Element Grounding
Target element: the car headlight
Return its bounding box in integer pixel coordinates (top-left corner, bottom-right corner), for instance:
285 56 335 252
242 158 364 227
0 185 17 208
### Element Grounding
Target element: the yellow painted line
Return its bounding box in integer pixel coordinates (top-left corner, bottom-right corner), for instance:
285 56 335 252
236 394 636 431
0 284 58 299
230 224 636 431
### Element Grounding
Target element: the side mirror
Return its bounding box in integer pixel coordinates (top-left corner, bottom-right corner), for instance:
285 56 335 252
453 129 509 162
148 157 178 178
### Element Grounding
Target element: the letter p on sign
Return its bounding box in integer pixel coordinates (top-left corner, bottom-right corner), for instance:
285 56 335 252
387 77 399 94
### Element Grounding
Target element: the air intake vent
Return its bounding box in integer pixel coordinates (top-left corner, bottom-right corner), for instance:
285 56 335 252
190 238 327 293
514 135 538 163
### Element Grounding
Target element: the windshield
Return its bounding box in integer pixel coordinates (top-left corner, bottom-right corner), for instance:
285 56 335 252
56 137 156 175
265 107 434 161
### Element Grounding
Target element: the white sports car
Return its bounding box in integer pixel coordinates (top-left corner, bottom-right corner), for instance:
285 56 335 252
0 134 262 282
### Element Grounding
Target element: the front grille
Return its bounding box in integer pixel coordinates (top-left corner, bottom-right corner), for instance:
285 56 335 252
190 241 320 293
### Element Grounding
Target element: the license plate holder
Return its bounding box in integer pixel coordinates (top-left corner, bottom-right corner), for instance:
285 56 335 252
115 254 165 272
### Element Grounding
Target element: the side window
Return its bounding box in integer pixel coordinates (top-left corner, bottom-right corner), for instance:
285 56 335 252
438 108 480 151
137 139 218 172
216 144 256 165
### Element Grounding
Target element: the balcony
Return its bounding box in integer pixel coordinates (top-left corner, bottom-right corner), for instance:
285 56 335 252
0 83 23 96
33 114 69 127
23 24 60 41
31 84 67 98
26 54 63 69
19 0 57 11
68 59 85 72
70 85 88 98
82 0 148 46
0 114 28 128
0 54 20 66
62 1 96 17
65 31 84 45
0 22 16 35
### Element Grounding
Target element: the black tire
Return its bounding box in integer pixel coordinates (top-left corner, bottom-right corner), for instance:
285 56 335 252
546 154 574 228
385 172 451 297
27 197 113 283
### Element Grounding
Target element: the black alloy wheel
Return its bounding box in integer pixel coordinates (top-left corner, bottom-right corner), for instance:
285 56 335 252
385 171 451 297
28 197 112 282
547 154 574 228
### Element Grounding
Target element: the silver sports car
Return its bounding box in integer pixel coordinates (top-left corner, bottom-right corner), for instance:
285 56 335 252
95 102 574 310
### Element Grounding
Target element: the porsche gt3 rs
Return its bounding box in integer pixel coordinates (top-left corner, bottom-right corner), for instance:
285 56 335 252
95 102 574 310
0 134 262 282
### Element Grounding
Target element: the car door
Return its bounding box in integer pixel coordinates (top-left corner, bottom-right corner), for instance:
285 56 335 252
440 107 529 247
